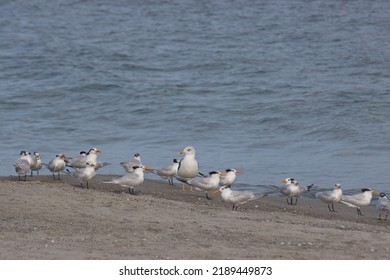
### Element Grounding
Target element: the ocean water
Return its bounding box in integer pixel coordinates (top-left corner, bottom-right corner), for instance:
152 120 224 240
1 0 390 192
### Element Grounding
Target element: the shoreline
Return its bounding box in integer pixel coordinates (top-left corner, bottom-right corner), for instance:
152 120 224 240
0 174 389 259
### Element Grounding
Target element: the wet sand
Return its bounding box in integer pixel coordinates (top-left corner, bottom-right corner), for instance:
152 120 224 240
0 174 389 259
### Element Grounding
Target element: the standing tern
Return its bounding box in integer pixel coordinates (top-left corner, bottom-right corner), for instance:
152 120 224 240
150 159 179 185
13 159 30 181
66 161 97 189
340 188 379 216
214 185 267 210
107 165 153 195
176 146 199 191
219 168 240 187
65 151 87 168
176 171 223 200
274 178 314 205
315 183 343 212
46 154 66 180
376 193 390 220
30 152 42 176
120 153 142 173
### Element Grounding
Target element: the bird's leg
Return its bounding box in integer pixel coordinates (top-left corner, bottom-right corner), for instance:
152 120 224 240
294 198 298 205
205 192 212 200
24 175 27 181
86 181 89 189
286 198 290 205
182 183 186 192
379 214 382 220
52 173 55 180
80 182 84 189
232 205 235 210
57 172 61 180
328 204 332 212
357 208 363 216
234 205 238 211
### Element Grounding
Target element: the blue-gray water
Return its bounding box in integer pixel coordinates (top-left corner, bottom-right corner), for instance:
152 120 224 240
1 0 390 192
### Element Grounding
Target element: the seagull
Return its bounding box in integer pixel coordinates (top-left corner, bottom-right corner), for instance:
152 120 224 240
30 152 42 176
13 159 30 181
340 188 379 216
150 159 179 185
176 146 199 191
176 171 222 200
107 165 152 195
120 153 142 173
315 183 343 212
376 193 390 220
46 154 66 180
274 178 314 205
214 185 267 210
66 161 97 189
219 168 240 187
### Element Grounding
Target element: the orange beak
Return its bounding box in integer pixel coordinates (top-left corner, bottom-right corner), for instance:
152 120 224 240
143 166 153 171
213 189 222 195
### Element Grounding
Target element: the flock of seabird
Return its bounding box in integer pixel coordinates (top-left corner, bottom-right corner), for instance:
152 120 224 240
8 145 390 220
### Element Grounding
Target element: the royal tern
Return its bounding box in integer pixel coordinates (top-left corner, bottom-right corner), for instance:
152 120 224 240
219 169 240 187
120 153 142 173
13 159 30 181
177 171 222 200
274 178 314 205
30 152 42 176
46 154 66 180
176 146 199 191
376 193 390 220
66 150 109 170
66 148 102 168
20 151 34 167
214 185 267 210
66 161 97 189
107 165 152 195
150 159 179 185
65 151 87 168
315 183 343 212
340 188 379 216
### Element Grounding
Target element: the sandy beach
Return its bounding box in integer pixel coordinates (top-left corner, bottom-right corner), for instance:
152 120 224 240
0 174 389 260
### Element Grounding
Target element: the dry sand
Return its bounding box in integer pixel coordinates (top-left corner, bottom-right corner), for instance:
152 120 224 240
0 174 389 260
